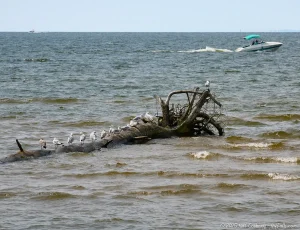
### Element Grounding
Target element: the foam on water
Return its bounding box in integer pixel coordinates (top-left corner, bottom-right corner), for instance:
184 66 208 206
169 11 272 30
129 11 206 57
268 173 300 181
244 156 298 163
178 46 233 53
190 151 211 159
230 142 272 148
275 157 298 163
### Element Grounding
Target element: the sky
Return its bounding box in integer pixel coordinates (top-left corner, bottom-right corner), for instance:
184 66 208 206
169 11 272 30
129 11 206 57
1 0 300 32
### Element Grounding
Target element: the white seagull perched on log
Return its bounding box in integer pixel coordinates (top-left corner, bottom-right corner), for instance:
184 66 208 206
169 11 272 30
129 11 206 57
53 137 63 148
144 112 154 122
90 131 97 142
120 124 130 131
100 130 108 139
100 130 107 139
79 132 86 145
67 133 74 145
205 80 210 88
109 127 115 133
39 138 47 150
129 119 138 127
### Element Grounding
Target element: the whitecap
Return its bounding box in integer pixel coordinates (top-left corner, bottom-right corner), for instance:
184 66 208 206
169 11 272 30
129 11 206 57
268 173 299 181
191 151 210 159
274 157 298 163
232 142 271 148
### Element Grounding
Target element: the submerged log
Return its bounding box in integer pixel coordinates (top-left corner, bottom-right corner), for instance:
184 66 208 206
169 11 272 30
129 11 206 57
1 88 224 163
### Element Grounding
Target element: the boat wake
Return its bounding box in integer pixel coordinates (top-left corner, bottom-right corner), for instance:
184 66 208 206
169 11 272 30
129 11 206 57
178 46 233 53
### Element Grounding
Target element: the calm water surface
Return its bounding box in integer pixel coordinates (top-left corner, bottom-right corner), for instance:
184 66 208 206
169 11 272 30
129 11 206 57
0 32 300 229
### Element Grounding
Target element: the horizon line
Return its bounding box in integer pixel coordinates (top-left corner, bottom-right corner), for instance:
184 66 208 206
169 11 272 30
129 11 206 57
1 30 299 33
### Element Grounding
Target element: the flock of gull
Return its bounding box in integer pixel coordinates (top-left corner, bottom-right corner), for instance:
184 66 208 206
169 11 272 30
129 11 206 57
37 81 211 150
38 112 157 150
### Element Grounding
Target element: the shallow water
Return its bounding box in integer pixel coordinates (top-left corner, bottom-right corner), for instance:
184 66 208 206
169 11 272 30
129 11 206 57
0 32 300 229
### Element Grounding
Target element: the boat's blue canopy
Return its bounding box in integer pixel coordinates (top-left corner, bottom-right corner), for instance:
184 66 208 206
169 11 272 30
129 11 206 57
244 34 260 40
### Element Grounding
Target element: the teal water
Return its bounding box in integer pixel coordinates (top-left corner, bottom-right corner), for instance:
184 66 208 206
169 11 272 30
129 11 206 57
0 32 300 229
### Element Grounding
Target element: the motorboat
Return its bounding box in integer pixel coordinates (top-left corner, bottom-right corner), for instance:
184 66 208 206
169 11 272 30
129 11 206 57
235 34 282 52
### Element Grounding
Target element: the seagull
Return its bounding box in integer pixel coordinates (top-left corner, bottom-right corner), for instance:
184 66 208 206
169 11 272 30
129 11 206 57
109 127 115 133
67 133 74 145
205 80 210 88
113 127 120 134
129 119 138 127
100 130 108 139
39 138 47 150
53 137 63 148
144 112 154 122
120 124 130 131
79 132 86 145
90 131 97 142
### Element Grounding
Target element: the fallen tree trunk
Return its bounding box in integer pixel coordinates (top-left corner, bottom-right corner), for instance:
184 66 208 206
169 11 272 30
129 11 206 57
1 88 224 164
0 123 172 164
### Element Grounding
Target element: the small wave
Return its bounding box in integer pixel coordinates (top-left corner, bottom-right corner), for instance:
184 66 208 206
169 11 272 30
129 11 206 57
0 97 82 104
254 114 300 121
229 142 273 149
70 185 86 190
65 171 139 178
225 206 247 212
190 151 210 159
105 162 127 168
105 171 140 176
40 98 81 104
0 115 18 119
275 157 299 163
269 141 285 150
113 100 129 104
0 98 30 104
156 171 229 178
243 156 298 164
228 141 284 150
95 218 140 224
0 192 16 199
215 183 249 191
32 192 76 200
69 152 93 157
224 69 241 73
189 151 222 160
240 173 270 180
140 184 198 191
226 136 254 144
67 170 231 179
128 191 153 195
268 173 300 181
51 120 108 127
24 58 49 62
116 162 127 167
260 131 297 139
137 184 201 196
160 188 200 196
128 188 200 196
226 117 265 126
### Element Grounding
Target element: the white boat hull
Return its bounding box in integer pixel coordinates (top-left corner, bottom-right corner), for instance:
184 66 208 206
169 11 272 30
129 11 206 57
235 42 282 52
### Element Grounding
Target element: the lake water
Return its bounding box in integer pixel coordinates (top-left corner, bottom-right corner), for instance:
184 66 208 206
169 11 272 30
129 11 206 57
0 32 299 229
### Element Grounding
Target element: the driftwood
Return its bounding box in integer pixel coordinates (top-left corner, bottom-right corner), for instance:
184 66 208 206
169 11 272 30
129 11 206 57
0 88 224 163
